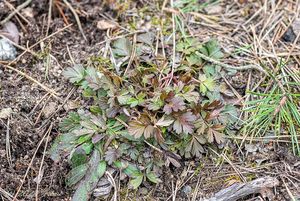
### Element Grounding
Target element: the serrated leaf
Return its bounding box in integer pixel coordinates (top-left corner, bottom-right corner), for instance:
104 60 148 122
156 116 174 127
173 112 197 134
129 175 143 189
165 155 181 168
81 142 94 155
181 85 199 103
117 92 132 105
187 135 205 157
207 125 225 144
63 64 85 83
146 172 161 184
163 96 186 115
84 67 104 90
148 99 164 111
72 150 106 201
66 163 88 187
123 164 140 176
200 39 223 60
144 125 154 139
199 74 216 94
59 112 81 132
104 147 120 165
186 53 202 66
90 105 102 114
128 121 146 138
219 104 238 124
203 65 216 76
128 116 153 139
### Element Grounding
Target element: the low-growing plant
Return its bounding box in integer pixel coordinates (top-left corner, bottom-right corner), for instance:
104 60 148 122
49 34 238 200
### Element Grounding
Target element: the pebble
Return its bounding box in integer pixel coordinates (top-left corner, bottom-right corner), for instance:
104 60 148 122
43 102 57 118
182 185 192 195
0 38 17 60
282 27 296 42
0 108 13 119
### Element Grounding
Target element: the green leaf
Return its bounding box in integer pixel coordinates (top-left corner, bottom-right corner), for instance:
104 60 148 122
72 150 106 201
199 74 215 94
82 87 95 98
59 112 81 132
200 39 223 60
181 85 199 103
63 64 85 83
123 164 140 176
112 38 132 57
90 105 102 114
127 98 139 107
117 92 132 105
49 133 78 162
70 147 88 167
129 175 143 189
186 53 202 66
66 163 88 187
146 172 161 184
148 99 164 111
81 142 94 155
203 65 216 76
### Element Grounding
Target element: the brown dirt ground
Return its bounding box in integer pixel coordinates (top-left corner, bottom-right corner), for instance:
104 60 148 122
0 0 300 201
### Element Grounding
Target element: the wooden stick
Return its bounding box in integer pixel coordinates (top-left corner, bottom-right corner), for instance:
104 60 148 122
204 177 279 201
0 0 32 25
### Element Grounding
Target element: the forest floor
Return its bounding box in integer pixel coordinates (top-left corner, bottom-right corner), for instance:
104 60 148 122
0 0 300 201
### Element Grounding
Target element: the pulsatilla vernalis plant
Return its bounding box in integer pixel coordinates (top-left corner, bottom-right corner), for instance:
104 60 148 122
49 35 237 200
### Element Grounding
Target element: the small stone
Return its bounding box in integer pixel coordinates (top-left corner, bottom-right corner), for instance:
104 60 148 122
282 18 300 43
292 18 300 36
204 4 223 15
97 20 117 30
43 102 57 118
182 185 192 195
282 27 296 42
22 7 34 18
63 100 80 111
0 38 17 61
245 143 258 153
139 187 148 195
0 108 13 119
145 15 151 21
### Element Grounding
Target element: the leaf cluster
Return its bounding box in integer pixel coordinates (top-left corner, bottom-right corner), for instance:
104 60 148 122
50 35 238 200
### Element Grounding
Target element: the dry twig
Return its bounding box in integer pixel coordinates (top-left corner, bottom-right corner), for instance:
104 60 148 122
0 0 32 25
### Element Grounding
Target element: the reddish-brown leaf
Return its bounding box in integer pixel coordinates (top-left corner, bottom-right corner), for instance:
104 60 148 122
144 125 154 139
202 100 223 110
128 121 145 138
207 125 225 144
153 128 164 144
163 96 186 115
173 112 197 134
